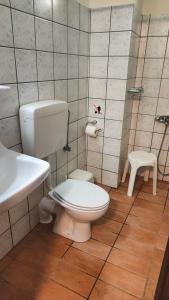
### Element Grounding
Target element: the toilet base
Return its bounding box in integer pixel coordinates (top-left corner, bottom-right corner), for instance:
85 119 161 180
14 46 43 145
53 206 91 242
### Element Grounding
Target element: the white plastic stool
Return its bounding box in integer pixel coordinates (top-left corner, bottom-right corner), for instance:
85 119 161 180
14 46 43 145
122 151 157 197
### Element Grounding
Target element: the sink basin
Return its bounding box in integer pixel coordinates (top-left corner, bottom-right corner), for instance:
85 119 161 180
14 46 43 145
0 142 50 213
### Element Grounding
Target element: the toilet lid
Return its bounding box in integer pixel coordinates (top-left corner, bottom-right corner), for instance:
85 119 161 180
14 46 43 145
50 179 110 211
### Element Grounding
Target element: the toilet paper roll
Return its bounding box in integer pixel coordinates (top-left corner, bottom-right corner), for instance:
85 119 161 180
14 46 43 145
85 124 100 138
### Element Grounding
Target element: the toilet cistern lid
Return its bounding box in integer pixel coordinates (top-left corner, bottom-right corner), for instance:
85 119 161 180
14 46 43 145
50 179 110 210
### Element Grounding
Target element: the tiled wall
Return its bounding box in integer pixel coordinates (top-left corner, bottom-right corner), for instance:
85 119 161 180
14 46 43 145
129 15 169 182
0 0 90 259
87 5 141 187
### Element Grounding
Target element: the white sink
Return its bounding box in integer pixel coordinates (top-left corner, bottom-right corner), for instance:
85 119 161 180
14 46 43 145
0 142 50 213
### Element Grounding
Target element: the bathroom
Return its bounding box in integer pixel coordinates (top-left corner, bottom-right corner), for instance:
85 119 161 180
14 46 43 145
0 0 169 298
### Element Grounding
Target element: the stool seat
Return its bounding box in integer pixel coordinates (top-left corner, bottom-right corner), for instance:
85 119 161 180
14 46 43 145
129 151 156 165
122 151 157 197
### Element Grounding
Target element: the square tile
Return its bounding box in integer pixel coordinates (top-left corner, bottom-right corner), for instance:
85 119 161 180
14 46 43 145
139 97 157 116
11 214 30 246
79 78 88 99
68 27 79 55
90 57 108 78
68 55 78 79
18 82 38 105
100 262 146 298
135 131 152 148
55 80 67 101
53 0 67 25
0 6 13 47
34 0 52 20
104 119 123 139
12 10 35 49
90 33 109 56
109 32 131 56
90 280 139 300
80 4 90 32
0 84 19 118
0 230 13 260
107 79 127 101
54 23 67 53
63 247 104 277
68 0 79 29
0 212 10 235
0 47 16 83
159 79 169 98
149 15 169 36
9 198 28 225
92 223 118 246
103 154 119 173
146 37 167 58
143 58 164 78
73 238 111 260
88 136 103 153
87 151 102 168
102 171 119 188
91 7 111 32
0 116 21 147
105 100 124 120
54 54 67 80
50 261 95 298
68 79 78 102
136 114 154 132
28 185 43 210
35 17 53 52
79 31 89 56
89 78 106 99
103 138 121 156
142 78 160 98
79 56 89 78
37 51 53 81
38 81 54 101
16 49 37 82
108 57 129 79
10 0 33 13
111 5 133 31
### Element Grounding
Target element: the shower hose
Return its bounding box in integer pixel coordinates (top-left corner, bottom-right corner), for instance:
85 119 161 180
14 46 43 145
157 124 169 176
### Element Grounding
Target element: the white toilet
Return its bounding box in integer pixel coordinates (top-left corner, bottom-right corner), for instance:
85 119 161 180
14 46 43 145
20 100 110 242
49 179 109 242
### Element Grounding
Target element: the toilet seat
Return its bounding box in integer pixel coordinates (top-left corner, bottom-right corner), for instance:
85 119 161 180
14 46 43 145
49 179 109 211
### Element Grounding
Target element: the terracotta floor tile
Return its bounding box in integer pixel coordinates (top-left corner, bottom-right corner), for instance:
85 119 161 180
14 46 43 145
137 191 166 205
108 248 150 277
141 184 168 197
144 279 158 300
89 280 139 300
125 214 160 233
73 239 111 260
0 256 13 273
96 183 111 193
149 259 162 282
120 224 156 246
134 198 164 213
50 261 96 297
15 244 60 277
104 208 127 223
143 180 169 191
100 262 146 298
109 199 131 213
159 216 169 237
130 203 163 221
114 235 154 258
63 247 104 277
0 278 30 300
1 260 47 294
109 189 136 205
155 234 168 251
35 223 72 245
93 217 123 234
33 279 84 300
92 225 118 246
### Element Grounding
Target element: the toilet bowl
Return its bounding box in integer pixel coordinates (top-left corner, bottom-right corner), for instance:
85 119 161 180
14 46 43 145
49 179 110 242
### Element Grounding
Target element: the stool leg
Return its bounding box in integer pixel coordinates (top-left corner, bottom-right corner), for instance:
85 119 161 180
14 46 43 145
122 160 129 183
144 169 149 182
153 161 157 196
127 165 138 197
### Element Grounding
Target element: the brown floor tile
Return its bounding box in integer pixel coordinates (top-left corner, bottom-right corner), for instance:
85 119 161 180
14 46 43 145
63 247 104 277
125 214 160 233
92 225 118 246
155 234 168 251
109 189 136 205
144 279 158 300
0 256 13 273
15 244 60 277
109 199 131 213
149 259 162 283
33 279 84 300
35 223 72 245
0 278 30 300
73 239 111 260
120 224 156 246
130 202 163 221
141 184 168 197
93 217 123 234
89 280 139 300
50 260 96 297
137 191 166 206
159 215 169 237
96 183 112 193
134 198 164 213
0 260 47 294
104 208 127 223
115 234 154 259
108 248 150 277
100 262 146 298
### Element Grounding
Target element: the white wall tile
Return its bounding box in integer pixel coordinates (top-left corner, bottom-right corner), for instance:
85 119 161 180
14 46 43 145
88 136 103 153
54 23 68 53
53 0 67 25
91 7 111 32
104 119 123 139
30 206 40 230
16 49 37 82
34 0 52 20
135 131 152 148
109 31 131 56
0 212 10 235
90 57 108 78
108 57 129 79
9 198 28 225
159 79 169 98
37 51 53 81
103 154 119 173
111 5 133 31
107 79 127 101
68 0 79 29
0 6 13 47
0 47 16 83
142 78 160 98
90 33 109 56
0 116 21 147
87 165 101 183
18 82 38 105
0 84 19 118
11 0 33 13
89 78 106 99
38 81 54 101
55 80 67 101
146 37 167 58
35 17 53 52
87 151 102 168
28 185 44 210
137 114 154 132
105 100 124 120
102 170 118 188
139 97 157 116
11 214 30 246
0 230 13 260
54 53 67 80
103 137 121 156
143 58 163 78
149 15 169 37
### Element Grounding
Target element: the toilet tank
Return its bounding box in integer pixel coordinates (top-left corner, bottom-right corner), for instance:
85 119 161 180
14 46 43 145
20 100 68 158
